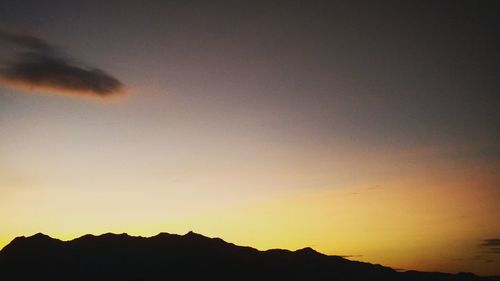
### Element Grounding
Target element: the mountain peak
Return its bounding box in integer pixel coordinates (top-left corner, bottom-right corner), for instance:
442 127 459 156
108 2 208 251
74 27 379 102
29 232 53 240
9 232 57 244
298 246 315 252
295 246 322 256
99 232 130 238
1 232 61 254
184 231 206 238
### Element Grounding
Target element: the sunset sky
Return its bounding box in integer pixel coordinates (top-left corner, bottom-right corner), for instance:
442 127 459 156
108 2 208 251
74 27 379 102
1 0 499 276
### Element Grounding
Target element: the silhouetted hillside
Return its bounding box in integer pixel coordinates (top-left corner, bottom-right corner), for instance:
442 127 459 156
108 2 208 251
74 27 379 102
0 232 498 281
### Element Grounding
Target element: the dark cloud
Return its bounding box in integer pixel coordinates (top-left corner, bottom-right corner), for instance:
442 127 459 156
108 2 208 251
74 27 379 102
479 239 500 255
481 239 500 248
0 29 53 53
0 28 123 98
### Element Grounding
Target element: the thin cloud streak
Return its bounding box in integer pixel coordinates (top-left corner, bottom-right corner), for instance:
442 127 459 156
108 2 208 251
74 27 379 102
480 239 500 248
479 239 500 255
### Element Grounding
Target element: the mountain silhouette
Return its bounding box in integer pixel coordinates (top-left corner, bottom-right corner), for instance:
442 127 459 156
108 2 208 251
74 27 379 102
0 232 498 281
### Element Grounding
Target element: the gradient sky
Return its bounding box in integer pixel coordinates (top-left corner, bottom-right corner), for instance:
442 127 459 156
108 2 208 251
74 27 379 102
1 0 499 275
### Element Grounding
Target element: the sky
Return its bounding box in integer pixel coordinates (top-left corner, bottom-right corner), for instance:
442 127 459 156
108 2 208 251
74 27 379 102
0 0 499 275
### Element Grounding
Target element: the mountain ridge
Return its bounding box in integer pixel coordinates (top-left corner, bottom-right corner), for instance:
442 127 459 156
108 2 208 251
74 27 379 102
1 231 498 281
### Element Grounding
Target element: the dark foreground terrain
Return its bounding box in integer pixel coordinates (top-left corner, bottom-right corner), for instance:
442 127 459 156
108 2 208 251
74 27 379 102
0 231 498 281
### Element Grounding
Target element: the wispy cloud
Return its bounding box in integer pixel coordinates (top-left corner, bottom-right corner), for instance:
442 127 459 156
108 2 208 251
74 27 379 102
339 254 363 258
0 28 123 98
480 239 500 254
